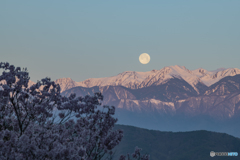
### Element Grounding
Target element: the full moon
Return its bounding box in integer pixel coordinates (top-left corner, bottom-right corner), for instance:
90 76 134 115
139 53 150 64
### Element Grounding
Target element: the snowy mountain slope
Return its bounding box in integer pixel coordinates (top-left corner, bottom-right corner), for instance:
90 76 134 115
137 66 203 93
193 68 240 87
23 78 78 93
77 70 154 89
61 74 240 119
75 65 240 93
76 65 202 90
27 66 240 93
54 78 79 93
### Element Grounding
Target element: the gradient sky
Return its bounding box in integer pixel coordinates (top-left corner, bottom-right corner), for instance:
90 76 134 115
1 0 240 82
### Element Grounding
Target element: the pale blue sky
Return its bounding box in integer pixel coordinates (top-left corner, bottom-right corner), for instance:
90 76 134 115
1 0 239 82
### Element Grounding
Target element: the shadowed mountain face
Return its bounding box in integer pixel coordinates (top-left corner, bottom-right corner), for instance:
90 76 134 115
128 78 198 102
62 74 240 138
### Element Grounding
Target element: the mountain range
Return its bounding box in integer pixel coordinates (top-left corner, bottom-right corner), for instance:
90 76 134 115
53 65 240 93
28 65 240 137
59 66 240 118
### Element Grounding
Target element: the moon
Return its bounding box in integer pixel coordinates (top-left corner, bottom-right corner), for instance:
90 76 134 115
139 53 150 64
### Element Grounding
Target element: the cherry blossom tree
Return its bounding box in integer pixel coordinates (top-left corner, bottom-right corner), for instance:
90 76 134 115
0 62 149 160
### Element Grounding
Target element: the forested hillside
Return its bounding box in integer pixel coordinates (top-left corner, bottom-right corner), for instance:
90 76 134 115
113 125 240 160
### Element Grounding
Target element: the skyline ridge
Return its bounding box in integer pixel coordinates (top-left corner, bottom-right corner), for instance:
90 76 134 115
25 65 240 94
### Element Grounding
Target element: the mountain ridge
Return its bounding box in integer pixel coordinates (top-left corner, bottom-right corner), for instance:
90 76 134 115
27 65 240 94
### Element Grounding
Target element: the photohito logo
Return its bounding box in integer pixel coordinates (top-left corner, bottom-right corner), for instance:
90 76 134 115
210 151 215 157
210 151 238 157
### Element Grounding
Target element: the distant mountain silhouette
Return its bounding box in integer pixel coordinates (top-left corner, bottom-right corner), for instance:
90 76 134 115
113 125 240 160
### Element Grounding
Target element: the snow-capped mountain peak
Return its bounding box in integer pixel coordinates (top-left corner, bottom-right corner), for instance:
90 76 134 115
75 66 240 93
200 68 240 86
26 66 240 93
54 77 79 92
